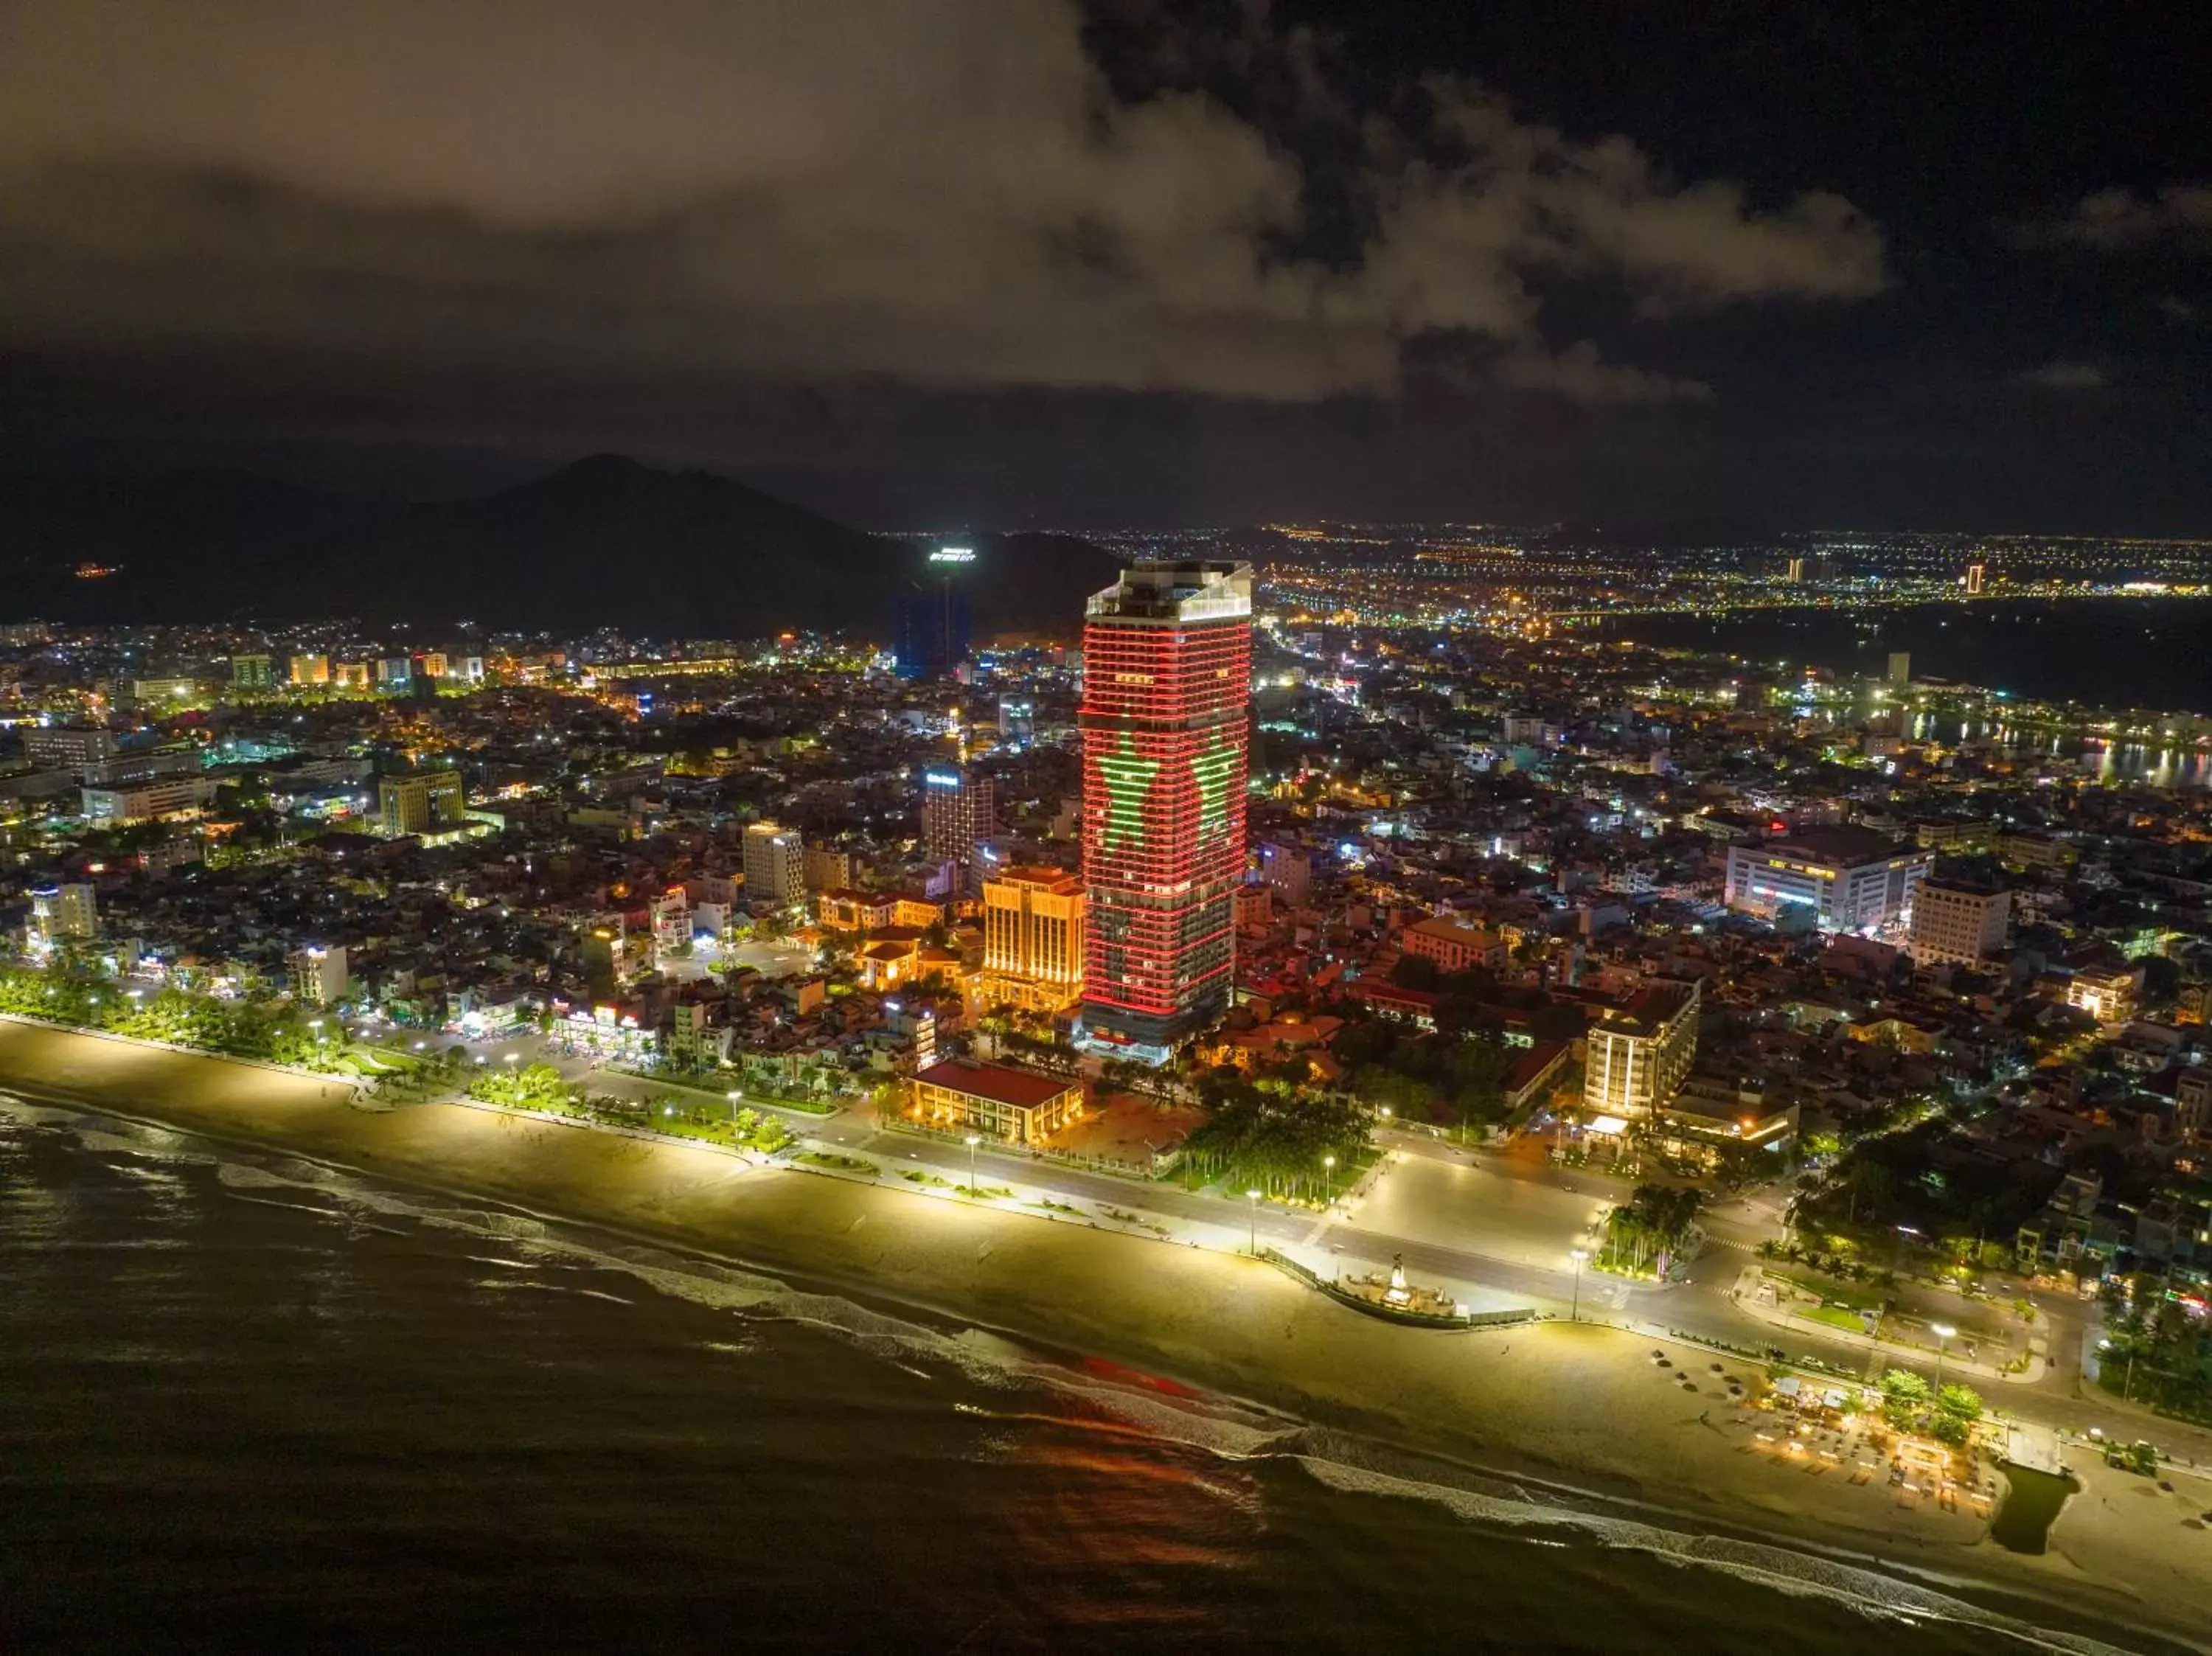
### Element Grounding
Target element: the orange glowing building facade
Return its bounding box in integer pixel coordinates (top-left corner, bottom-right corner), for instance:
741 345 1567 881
1077 560 1253 1061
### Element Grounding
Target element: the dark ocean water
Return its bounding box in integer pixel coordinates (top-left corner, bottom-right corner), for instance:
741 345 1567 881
1602 597 2212 715
0 1099 2166 1655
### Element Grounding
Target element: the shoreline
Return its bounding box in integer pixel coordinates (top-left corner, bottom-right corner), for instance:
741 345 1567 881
2 1020 2203 1652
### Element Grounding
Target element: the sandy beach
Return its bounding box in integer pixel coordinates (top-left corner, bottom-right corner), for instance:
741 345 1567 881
3 1018 2205 1650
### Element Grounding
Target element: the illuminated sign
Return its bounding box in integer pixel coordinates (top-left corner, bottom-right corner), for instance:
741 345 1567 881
924 770 962 788
929 547 976 564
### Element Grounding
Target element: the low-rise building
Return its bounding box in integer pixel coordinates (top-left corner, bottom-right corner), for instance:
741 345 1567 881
1400 914 1510 975
1723 827 1931 933
81 776 218 824
910 1058 1082 1146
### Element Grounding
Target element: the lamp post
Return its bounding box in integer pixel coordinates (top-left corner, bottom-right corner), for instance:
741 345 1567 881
965 1132 981 1199
1931 1321 1956 1394
1322 1152 1337 1206
1570 1247 1587 1323
726 1088 742 1131
1247 1189 1262 1256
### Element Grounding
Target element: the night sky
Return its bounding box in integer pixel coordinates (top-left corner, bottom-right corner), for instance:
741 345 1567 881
3 1 2208 532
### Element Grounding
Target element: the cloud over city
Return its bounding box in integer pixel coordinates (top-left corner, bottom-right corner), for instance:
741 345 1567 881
0 0 1885 406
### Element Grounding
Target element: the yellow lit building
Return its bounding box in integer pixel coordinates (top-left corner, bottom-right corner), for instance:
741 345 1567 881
910 1058 1082 1145
978 866 1085 1012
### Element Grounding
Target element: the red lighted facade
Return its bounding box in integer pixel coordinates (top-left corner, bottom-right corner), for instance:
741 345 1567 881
1078 560 1253 1057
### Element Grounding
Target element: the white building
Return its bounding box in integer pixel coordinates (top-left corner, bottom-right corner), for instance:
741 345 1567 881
288 944 349 1006
27 883 98 946
1723 827 1931 933
742 821 806 909
1907 880 2009 967
80 776 218 824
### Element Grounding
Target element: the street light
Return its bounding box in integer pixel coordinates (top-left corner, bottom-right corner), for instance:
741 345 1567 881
1322 1152 1336 1204
965 1133 981 1199
1247 1188 1262 1256
1570 1247 1587 1323
1930 1321 1956 1393
727 1088 742 1130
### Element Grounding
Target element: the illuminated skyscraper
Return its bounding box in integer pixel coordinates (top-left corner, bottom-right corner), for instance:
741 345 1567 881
1965 561 1987 596
1077 560 1253 1060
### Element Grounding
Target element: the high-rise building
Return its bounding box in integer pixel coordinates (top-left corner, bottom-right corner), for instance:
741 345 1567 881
1906 880 2009 967
1887 652 1912 685
26 883 98 947
1784 556 1806 582
919 764 995 872
289 654 330 686
1582 980 1700 1123
378 768 465 835
742 821 806 909
1077 560 1253 1060
288 944 349 1006
232 653 274 690
1965 561 1987 596
997 698 1035 745
894 549 974 680
979 866 1086 1012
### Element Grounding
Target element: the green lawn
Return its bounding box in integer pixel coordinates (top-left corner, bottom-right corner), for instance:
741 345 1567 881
1800 1304 1871 1334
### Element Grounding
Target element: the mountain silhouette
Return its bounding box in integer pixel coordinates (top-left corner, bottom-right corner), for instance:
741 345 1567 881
0 456 1120 638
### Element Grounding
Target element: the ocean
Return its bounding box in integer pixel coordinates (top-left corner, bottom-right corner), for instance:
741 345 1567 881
1601 596 2212 717
0 1097 2173 1655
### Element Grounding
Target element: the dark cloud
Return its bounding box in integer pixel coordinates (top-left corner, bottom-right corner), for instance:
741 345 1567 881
0 0 1884 407
2031 185 2212 250
2014 361 2109 391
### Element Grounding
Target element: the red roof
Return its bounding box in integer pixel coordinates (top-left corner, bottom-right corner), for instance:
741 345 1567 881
914 1060 1075 1110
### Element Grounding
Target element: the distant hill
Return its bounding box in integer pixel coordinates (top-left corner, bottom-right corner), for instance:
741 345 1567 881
0 456 1121 638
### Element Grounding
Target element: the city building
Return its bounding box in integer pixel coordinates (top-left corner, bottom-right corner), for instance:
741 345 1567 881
377 768 466 836
289 654 330 686
231 653 275 690
26 883 98 946
1582 979 1700 1124
818 888 897 932
909 1057 1082 1146
131 676 198 703
1256 840 1312 903
86 744 202 789
1907 880 2010 967
742 821 805 908
24 726 117 775
81 776 218 824
1966 561 1987 596
893 549 973 680
1399 915 1510 975
1887 652 1912 685
1502 714 1562 747
2065 960 2142 1025
919 763 995 874
997 698 1035 745
1077 560 1253 1061
803 843 855 893
978 866 1085 1012
1723 827 1932 933
287 944 349 1006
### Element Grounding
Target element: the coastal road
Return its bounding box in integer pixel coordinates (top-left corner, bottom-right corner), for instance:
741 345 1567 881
821 1121 1659 1315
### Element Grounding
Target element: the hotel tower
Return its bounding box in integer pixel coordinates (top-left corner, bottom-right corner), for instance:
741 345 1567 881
1077 560 1253 1062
